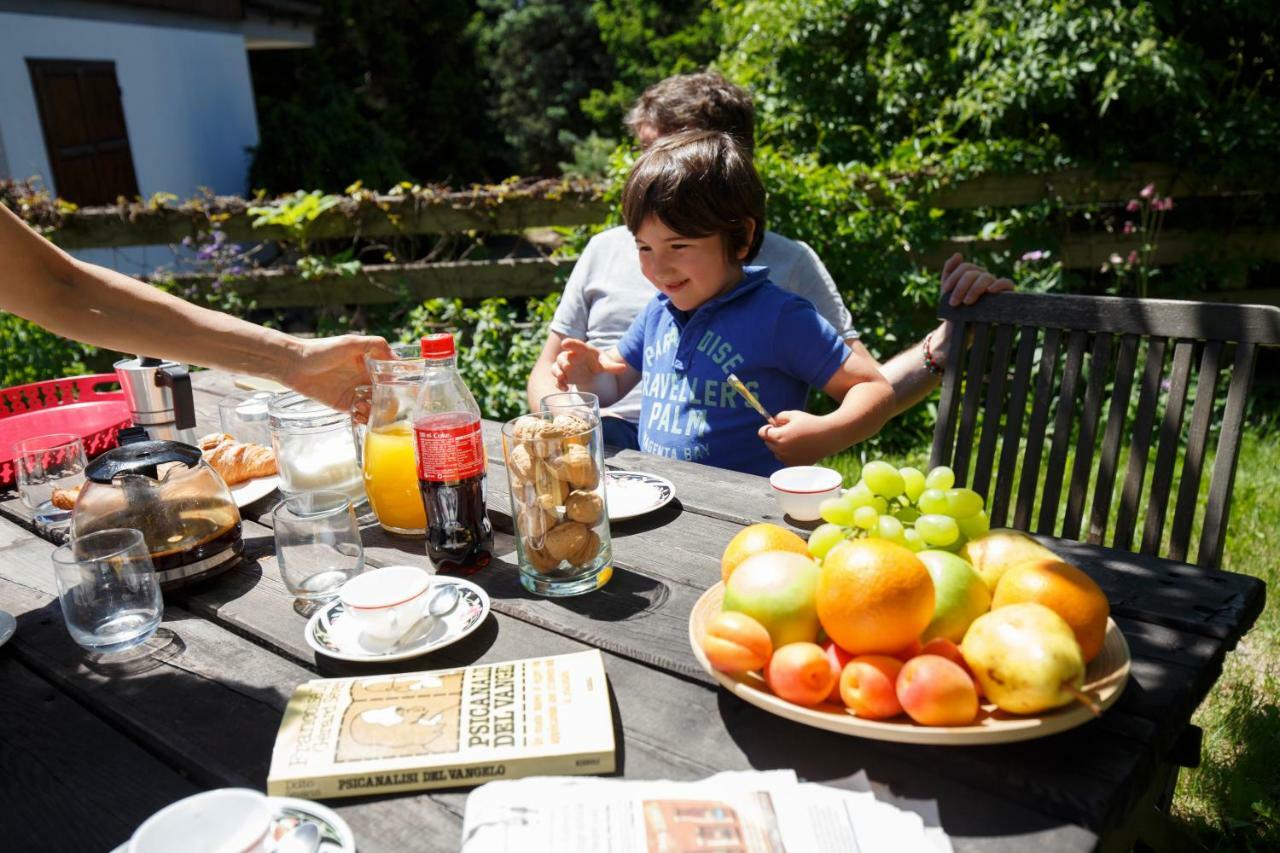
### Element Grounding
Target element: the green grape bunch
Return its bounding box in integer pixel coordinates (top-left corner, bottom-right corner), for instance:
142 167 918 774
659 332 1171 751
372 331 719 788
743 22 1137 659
807 462 991 562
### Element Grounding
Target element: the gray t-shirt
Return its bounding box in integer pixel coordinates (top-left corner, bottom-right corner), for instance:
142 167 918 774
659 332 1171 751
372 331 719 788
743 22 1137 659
549 225 853 423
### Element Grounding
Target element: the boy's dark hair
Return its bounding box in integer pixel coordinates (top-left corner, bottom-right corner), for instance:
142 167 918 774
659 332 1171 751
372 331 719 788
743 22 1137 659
622 129 766 263
625 71 756 153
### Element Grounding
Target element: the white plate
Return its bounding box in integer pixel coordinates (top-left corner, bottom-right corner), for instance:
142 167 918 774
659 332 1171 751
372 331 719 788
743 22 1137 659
305 576 490 663
605 471 675 521
110 794 355 853
231 475 280 508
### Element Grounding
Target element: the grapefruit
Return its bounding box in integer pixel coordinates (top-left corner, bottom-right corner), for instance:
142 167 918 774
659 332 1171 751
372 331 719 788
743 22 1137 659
816 539 935 655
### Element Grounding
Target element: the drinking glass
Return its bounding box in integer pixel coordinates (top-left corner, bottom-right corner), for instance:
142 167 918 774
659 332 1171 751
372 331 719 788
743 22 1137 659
502 411 612 596
273 491 366 600
14 433 86 525
50 528 163 654
539 391 601 422
217 390 276 447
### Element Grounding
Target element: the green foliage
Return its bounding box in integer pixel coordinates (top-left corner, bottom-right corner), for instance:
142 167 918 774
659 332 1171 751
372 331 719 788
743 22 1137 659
398 294 562 420
469 0 615 176
249 0 507 190
0 313 95 389
580 0 723 131
248 190 343 242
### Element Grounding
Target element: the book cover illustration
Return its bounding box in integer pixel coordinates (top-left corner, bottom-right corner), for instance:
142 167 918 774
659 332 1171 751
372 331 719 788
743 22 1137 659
268 650 615 799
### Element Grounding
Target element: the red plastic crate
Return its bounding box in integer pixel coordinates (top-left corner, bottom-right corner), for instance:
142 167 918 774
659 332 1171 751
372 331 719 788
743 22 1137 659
0 374 131 488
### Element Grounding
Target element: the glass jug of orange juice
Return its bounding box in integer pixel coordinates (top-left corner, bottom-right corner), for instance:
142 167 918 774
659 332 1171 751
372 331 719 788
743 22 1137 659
353 343 428 534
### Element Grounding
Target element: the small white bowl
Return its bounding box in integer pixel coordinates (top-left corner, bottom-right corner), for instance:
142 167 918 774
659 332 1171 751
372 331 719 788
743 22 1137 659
339 565 434 642
769 466 843 521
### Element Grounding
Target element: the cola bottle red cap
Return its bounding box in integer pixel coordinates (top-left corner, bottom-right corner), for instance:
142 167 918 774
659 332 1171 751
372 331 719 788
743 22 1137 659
420 333 455 359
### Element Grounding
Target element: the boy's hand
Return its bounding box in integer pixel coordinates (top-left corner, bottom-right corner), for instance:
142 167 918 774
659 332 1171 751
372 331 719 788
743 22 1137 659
758 410 841 466
553 340 628 390
941 253 1014 306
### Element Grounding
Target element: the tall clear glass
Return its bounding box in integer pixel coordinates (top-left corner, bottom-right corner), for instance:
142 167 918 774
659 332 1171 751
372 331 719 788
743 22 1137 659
51 528 163 653
14 433 86 525
539 391 601 422
217 389 275 446
273 490 366 600
353 343 427 534
501 411 612 596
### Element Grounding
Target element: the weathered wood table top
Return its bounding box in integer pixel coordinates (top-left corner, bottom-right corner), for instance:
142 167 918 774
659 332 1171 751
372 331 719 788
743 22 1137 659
0 371 1265 852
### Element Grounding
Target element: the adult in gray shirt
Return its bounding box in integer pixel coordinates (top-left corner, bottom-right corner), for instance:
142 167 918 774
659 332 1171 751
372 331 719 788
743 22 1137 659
527 71 1010 449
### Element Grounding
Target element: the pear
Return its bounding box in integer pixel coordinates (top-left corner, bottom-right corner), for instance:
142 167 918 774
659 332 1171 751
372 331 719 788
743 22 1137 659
961 603 1086 714
960 529 1058 593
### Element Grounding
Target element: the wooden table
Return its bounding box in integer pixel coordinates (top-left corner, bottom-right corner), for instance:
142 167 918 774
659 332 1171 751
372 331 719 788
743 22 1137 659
0 371 1264 852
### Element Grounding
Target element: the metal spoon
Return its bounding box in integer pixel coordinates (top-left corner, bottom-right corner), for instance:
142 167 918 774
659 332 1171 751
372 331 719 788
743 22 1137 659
385 583 461 653
274 821 320 853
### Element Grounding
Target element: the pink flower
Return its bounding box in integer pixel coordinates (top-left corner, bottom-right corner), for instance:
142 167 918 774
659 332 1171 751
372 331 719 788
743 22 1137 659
1110 253 1124 265
1126 199 1141 212
1020 249 1049 262
1155 197 1175 211
1127 250 1139 265
1123 221 1136 234
1140 183 1156 199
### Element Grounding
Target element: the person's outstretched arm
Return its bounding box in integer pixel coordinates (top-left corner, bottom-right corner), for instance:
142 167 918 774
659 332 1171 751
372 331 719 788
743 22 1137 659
0 202 391 412
879 253 1013 414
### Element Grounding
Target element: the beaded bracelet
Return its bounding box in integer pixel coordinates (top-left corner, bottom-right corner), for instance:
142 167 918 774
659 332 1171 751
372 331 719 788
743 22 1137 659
921 332 944 375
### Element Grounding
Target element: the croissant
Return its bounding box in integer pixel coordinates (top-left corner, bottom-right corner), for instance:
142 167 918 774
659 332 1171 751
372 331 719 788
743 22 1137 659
51 484 82 510
198 432 235 452
204 439 277 486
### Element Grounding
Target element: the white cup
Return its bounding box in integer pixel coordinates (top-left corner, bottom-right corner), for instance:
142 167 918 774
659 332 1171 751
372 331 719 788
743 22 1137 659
129 788 272 853
768 466 843 521
339 565 434 642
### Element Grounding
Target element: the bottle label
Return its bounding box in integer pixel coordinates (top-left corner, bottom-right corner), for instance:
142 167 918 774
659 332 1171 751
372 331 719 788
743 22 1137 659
414 414 486 482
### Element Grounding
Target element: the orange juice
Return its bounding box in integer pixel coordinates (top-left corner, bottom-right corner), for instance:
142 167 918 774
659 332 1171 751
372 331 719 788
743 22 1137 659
363 421 427 533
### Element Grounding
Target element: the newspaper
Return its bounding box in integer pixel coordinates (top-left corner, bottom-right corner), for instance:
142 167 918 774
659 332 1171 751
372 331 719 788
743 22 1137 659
460 770 952 853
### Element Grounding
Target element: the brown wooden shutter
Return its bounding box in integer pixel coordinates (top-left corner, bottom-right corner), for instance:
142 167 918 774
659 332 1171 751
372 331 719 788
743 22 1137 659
27 59 140 205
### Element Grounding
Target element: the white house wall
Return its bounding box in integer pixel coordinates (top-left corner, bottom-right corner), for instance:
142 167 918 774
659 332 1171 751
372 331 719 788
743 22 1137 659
0 10 261 274
0 10 259 198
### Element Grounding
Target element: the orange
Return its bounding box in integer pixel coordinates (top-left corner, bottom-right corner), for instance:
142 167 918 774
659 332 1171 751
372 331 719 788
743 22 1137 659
721 523 808 582
991 558 1110 662
816 539 935 655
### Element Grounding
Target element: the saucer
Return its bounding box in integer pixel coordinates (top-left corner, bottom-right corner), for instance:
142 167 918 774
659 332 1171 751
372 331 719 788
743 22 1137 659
110 794 355 853
306 576 490 663
605 471 675 520
267 796 355 852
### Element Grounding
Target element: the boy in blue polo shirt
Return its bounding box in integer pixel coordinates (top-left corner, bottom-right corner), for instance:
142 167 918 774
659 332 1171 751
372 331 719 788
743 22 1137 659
552 129 896 476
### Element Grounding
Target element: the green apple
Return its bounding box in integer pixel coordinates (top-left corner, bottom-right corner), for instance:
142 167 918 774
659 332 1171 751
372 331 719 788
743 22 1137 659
722 551 821 647
918 549 991 643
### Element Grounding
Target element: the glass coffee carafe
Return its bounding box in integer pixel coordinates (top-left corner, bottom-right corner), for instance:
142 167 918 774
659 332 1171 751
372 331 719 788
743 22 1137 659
353 343 428 535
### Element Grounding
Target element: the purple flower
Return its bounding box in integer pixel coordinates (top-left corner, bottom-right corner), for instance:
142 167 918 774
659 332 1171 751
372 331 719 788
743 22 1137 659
1122 221 1136 235
1020 249 1049 262
1127 250 1139 265
1140 183 1156 199
1155 198 1175 211
1126 200 1141 212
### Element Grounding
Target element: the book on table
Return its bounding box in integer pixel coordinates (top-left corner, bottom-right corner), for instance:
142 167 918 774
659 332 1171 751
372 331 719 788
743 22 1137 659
267 650 615 800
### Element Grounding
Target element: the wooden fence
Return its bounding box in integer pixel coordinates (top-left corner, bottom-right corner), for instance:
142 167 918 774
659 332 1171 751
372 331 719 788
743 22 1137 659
45 164 1278 308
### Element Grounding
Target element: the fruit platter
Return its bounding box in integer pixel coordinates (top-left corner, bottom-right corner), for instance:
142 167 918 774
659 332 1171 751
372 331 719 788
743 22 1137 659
690 462 1132 745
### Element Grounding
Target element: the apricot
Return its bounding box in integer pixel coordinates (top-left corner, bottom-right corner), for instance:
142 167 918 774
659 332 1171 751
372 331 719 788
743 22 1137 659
702 611 773 674
822 641 854 703
919 637 984 698
766 642 836 707
839 655 905 720
896 654 980 726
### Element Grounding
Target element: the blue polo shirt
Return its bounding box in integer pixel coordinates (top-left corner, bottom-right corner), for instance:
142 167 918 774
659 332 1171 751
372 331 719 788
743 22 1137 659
615 266 849 476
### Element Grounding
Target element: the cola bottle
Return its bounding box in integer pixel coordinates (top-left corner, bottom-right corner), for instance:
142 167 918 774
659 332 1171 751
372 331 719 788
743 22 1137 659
412 333 492 573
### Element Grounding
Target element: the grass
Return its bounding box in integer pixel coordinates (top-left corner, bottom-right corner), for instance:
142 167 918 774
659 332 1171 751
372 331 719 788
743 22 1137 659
823 426 1280 849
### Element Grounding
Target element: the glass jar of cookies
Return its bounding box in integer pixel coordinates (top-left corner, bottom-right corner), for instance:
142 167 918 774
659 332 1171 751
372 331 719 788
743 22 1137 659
501 411 612 596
